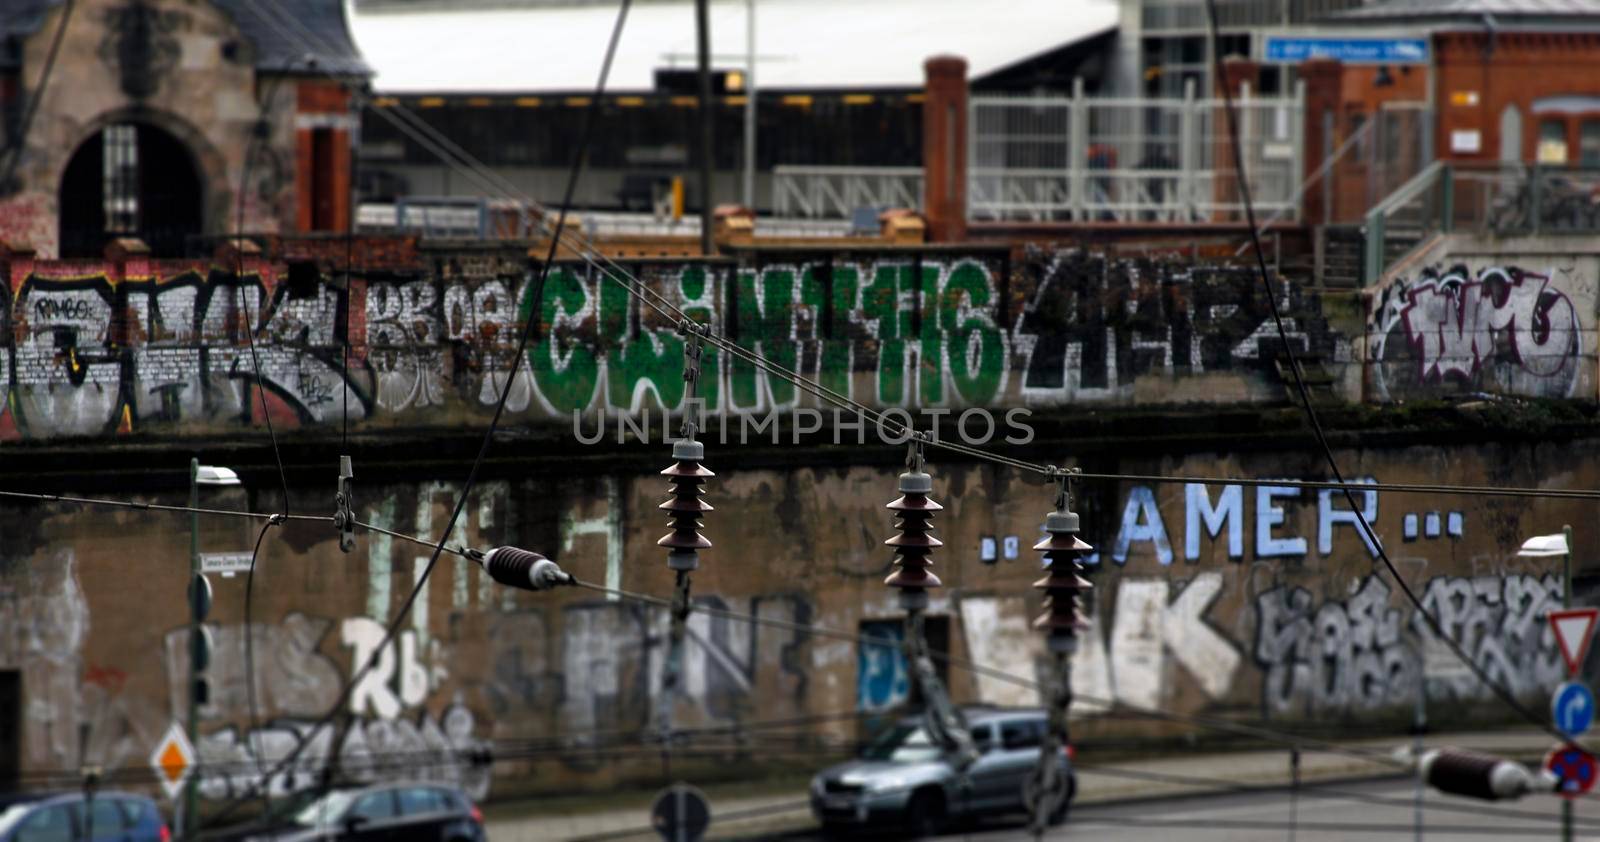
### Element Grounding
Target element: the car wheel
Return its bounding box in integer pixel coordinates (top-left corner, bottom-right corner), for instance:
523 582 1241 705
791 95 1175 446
1047 774 1078 827
904 788 947 838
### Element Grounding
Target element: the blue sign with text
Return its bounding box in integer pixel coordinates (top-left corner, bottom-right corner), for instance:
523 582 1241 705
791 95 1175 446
1264 37 1429 65
1554 681 1595 737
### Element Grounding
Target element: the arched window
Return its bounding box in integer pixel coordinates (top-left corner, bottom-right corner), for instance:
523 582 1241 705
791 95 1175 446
59 122 203 257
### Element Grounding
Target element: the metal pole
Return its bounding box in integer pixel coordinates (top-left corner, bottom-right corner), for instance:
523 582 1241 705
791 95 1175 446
1563 522 1575 842
743 0 756 210
1413 672 1425 841
695 0 715 255
184 457 199 836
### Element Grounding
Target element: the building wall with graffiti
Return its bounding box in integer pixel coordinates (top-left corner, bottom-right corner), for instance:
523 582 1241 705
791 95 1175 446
0 240 1378 442
1 431 1593 802
1365 238 1600 402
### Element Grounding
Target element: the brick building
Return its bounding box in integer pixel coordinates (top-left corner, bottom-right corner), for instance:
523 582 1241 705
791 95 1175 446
1324 0 1600 165
0 0 368 258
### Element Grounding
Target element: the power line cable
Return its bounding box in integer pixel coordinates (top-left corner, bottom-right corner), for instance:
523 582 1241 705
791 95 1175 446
0 0 74 192
190 1 633 833
232 75 295 518
570 579 1417 772
240 515 284 811
1200 0 1564 744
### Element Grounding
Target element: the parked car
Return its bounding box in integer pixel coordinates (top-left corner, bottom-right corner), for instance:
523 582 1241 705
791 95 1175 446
809 708 1075 837
0 792 169 842
236 783 485 842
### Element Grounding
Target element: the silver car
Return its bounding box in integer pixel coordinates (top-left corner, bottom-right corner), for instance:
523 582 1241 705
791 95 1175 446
809 708 1076 836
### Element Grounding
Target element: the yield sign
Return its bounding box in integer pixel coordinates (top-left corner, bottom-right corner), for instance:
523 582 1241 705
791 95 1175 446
1549 608 1600 676
149 723 195 801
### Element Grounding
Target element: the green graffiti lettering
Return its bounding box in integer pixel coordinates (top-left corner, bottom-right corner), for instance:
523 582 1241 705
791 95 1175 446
600 268 685 411
525 268 599 413
864 263 906 404
917 264 943 405
799 264 858 400
728 267 798 410
677 264 719 412
940 261 1004 405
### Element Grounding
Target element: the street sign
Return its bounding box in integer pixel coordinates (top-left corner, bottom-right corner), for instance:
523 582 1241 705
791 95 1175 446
199 552 254 578
1263 37 1429 65
149 723 195 801
1546 744 1598 798
1549 608 1599 676
1553 681 1595 737
650 782 710 842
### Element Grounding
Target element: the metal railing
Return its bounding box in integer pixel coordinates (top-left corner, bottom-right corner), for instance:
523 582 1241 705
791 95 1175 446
1363 162 1600 283
968 79 1305 223
770 166 923 220
1361 160 1449 285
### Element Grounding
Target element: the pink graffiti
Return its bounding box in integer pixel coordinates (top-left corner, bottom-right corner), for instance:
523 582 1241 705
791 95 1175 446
1400 267 1580 385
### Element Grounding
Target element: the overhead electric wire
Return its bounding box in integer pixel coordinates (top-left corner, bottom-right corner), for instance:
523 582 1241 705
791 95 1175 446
230 69 300 819
232 75 295 518
240 515 284 811
191 1 634 834
1200 0 1565 745
0 0 74 191
569 579 1418 772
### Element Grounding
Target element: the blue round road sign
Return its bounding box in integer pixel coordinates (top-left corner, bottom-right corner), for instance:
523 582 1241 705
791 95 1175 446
1553 681 1595 737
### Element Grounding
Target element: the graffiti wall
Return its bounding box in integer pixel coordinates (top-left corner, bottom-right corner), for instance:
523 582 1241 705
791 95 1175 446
0 243 1376 441
1367 255 1598 401
4 430 1595 802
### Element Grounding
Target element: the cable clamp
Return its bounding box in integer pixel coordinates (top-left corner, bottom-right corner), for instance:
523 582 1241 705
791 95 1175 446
334 456 355 553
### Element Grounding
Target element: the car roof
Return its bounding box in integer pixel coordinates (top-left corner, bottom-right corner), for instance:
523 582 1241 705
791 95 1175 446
965 707 1046 724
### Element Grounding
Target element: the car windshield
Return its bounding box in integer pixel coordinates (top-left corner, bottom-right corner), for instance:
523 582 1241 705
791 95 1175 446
861 723 942 764
290 791 357 827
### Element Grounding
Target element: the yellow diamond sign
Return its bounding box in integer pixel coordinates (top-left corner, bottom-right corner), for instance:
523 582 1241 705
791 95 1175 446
149 723 195 801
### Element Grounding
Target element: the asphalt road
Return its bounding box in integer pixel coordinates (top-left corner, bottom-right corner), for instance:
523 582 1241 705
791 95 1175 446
776 776 1600 841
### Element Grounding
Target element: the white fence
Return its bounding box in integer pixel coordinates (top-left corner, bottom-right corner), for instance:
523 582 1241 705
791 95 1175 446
771 166 924 221
770 81 1305 224
969 79 1305 223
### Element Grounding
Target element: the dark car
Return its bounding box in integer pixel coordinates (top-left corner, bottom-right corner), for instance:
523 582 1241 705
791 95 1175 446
0 792 169 842
810 708 1075 837
241 783 485 842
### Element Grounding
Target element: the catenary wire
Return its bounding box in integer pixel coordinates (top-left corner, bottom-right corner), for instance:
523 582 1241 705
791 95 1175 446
240 515 285 811
0 0 74 191
570 579 1417 772
190 1 634 834
1201 0 1565 745
232 0 1600 511
232 74 295 518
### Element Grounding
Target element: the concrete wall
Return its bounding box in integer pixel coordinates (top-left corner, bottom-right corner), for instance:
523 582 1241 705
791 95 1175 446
3 431 1593 802
1365 235 1600 402
0 241 1371 442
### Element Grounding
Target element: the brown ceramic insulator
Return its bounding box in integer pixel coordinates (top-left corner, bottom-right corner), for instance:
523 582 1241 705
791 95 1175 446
1033 509 1093 646
658 440 713 571
884 469 944 596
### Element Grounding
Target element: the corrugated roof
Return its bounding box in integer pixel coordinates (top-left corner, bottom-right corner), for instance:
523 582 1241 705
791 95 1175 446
349 0 1118 93
0 0 369 75
1328 0 1600 21
213 0 371 76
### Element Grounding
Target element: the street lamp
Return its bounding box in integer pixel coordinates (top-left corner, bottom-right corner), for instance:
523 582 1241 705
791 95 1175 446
1518 524 1575 842
185 459 240 835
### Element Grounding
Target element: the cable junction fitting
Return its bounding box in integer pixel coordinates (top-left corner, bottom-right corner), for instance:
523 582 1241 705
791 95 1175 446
658 331 715 759
882 441 976 771
1027 470 1092 836
478 546 574 592
334 456 355 553
1420 748 1557 801
885 439 941 614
